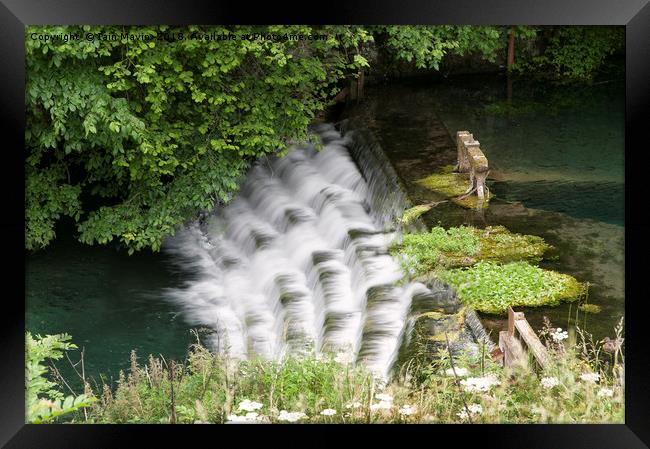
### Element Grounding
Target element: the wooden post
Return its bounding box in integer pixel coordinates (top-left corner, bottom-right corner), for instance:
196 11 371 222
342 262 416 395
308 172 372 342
502 307 550 371
357 70 364 99
507 26 515 71
456 131 472 173
349 76 358 101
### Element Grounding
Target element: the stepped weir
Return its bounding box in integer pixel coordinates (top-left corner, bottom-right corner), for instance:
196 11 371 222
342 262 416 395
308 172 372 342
164 122 491 379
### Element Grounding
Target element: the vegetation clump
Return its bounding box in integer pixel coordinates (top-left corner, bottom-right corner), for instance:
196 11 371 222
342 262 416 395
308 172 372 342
391 225 550 276
578 303 602 314
28 321 624 424
416 172 492 209
399 204 434 226
438 261 585 315
26 332 95 423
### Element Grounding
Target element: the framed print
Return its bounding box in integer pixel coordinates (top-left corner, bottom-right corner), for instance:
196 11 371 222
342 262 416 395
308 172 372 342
1 0 649 447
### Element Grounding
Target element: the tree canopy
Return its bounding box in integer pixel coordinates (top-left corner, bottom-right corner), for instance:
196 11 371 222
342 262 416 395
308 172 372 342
26 25 623 253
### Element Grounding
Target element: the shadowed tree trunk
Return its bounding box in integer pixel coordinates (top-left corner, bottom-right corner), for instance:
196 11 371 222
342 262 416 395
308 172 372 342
507 26 515 104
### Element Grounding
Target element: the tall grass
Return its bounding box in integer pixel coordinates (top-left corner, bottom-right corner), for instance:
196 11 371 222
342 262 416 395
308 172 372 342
64 318 624 424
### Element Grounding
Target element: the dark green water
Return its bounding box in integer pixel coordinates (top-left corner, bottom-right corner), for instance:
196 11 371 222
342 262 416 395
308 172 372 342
26 230 193 388
346 73 624 343
427 75 624 226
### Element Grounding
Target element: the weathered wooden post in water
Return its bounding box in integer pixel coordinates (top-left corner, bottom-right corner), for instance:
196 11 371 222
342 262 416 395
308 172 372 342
456 131 489 200
499 307 550 371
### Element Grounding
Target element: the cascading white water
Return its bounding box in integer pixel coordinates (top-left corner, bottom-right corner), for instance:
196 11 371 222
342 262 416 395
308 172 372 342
164 124 432 378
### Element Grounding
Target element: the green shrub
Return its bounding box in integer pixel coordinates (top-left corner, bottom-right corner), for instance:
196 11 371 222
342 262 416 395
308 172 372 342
26 332 95 423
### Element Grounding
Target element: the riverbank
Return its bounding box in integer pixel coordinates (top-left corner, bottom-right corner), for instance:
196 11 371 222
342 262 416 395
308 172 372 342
28 329 624 424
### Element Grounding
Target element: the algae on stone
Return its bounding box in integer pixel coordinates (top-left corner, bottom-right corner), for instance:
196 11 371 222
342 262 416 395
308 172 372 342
416 171 493 209
578 303 601 314
438 261 586 315
391 225 551 277
399 204 434 226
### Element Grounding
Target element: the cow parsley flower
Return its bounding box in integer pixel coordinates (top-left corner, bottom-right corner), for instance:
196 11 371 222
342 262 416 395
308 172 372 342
460 374 500 393
227 412 262 423
335 352 354 364
540 377 560 389
580 372 600 383
457 403 482 420
398 405 417 416
320 408 337 416
278 410 307 422
370 401 393 411
444 367 469 377
597 388 614 398
550 328 569 342
238 399 263 412
374 393 393 402
345 401 363 409
227 414 249 423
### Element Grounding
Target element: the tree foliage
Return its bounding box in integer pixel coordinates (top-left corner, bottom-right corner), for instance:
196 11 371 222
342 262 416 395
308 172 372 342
26 26 623 253
377 25 504 70
26 332 95 423
26 25 371 252
512 26 624 81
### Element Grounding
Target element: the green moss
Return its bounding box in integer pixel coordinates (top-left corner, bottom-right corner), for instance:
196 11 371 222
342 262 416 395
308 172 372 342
477 225 550 264
391 225 551 276
578 303 601 314
416 172 493 209
438 261 585 315
399 204 433 226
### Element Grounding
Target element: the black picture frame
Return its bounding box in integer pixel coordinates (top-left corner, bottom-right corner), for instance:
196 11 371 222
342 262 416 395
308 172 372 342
2 1 649 447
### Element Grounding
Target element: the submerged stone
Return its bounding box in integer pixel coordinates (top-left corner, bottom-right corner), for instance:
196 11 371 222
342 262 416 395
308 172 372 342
416 171 494 209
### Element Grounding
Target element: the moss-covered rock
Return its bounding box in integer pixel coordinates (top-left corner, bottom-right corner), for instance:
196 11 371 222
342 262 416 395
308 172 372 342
438 261 586 315
416 169 493 209
391 225 551 276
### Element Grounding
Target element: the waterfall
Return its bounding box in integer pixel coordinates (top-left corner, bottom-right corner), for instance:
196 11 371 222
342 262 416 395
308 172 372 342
164 123 438 378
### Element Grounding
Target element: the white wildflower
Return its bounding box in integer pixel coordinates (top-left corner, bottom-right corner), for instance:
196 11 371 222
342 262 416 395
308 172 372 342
540 377 560 389
238 399 263 412
580 372 600 383
398 405 417 416
227 414 249 423
320 408 337 416
277 410 307 422
445 367 469 377
460 374 501 393
335 352 354 364
370 401 393 411
345 401 363 409
374 393 393 402
457 403 482 420
227 411 262 423
550 328 569 342
597 388 614 398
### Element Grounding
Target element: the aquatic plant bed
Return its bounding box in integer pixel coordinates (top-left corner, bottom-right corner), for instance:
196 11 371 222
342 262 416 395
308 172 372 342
415 165 494 209
391 225 550 277
438 261 585 315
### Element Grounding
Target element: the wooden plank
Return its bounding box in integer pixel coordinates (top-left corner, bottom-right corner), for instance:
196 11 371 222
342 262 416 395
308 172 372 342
513 317 550 370
499 330 526 368
507 307 515 336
